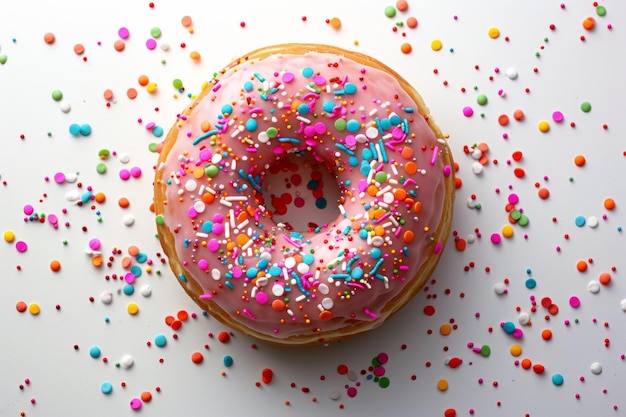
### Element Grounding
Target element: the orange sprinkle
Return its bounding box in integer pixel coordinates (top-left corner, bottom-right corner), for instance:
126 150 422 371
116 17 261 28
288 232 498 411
541 329 552 340
455 238 467 251
189 51 201 60
103 89 114 101
532 364 545 374
121 257 132 269
126 88 138 99
396 0 409 11
50 259 61 272
405 161 417 175
406 17 418 29
192 167 205 179
319 310 333 320
413 201 422 213
43 32 56 44
127 245 140 256
261 368 274 384
403 230 415 243
400 146 413 159
329 17 341 29
513 167 525 178
582 16 596 31
73 43 85 55
604 198 616 210
236 234 250 247
165 315 176 326
599 272 611 285
400 43 412 54
181 15 193 27
498 114 510 126
521 358 532 369
138 75 150 86
113 39 125 52
439 323 452 335
118 197 130 208
367 184 379 197
190 352 204 364
140 391 152 402
16 301 28 312
513 109 525 121
91 255 104 267
394 189 407 201
202 192 215 204
574 154 586 167
94 192 106 203
576 260 588 272
271 299 286 311
200 120 212 132
537 188 550 199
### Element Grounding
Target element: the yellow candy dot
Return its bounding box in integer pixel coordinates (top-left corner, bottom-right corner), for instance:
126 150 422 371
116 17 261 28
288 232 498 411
439 323 452 336
510 344 522 357
538 120 550 132
29 303 41 315
4 230 15 242
431 39 443 51
488 27 500 39
127 302 139 315
437 378 449 391
501 225 514 238
146 82 158 94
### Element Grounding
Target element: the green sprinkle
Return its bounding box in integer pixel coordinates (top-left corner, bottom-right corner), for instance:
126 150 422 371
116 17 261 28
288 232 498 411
51 90 63 101
596 5 607 16
476 94 488 105
98 149 110 159
150 27 162 38
155 215 165 226
96 162 107 174
148 142 158 152
379 377 390 388
384 6 396 17
580 101 592 113
480 345 491 357
172 79 183 89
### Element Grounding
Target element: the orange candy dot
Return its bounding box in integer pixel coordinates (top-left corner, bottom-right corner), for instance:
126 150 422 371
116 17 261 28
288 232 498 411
604 198 616 210
113 40 125 52
189 51 201 60
406 17 418 29
50 260 61 272
576 260 588 272
16 301 28 312
43 32 56 44
118 197 130 208
91 255 104 267
455 238 467 251
262 368 274 384
403 230 415 243
444 408 457 417
140 391 152 402
400 146 413 159
126 88 138 99
181 15 193 27
582 16 596 31
498 114 510 126
217 331 230 343
405 161 417 175
73 43 85 55
396 0 409 11
521 358 532 369
513 109 525 121
191 352 204 364
319 310 333 320
599 272 611 285
574 154 586 167
537 188 550 199
400 43 412 54
103 89 114 101
138 75 150 86
532 364 545 374
541 329 552 340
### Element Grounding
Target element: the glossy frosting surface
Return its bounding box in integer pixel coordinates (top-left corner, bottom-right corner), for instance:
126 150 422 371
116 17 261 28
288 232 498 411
158 50 450 339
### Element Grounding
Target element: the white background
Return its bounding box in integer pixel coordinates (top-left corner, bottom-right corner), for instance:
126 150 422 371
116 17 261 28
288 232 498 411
2 0 626 416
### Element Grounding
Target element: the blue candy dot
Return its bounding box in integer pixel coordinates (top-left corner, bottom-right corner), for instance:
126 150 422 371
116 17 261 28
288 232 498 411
201 221 213 233
502 321 516 334
243 81 253 91
223 355 234 367
154 334 167 347
307 180 319 190
245 118 258 132
525 278 537 289
246 268 258 279
351 267 364 279
302 67 314 77
315 198 327 209
297 103 309 115
257 258 269 270
302 254 315 265
380 118 392 130
389 114 402 125
348 156 359 167
346 119 361 133
221 104 233 115
130 265 142 277
323 100 335 112
268 266 281 277
362 148 374 161
344 82 357 94
552 373 564 386
370 247 382 259
79 124 92 136
152 125 164 137
69 123 81 136
89 345 102 358
575 215 586 227
135 252 148 263
123 284 134 295
101 382 113 394
359 229 369 239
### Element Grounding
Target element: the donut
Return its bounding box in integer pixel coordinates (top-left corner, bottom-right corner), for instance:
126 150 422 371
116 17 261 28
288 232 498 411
154 44 455 346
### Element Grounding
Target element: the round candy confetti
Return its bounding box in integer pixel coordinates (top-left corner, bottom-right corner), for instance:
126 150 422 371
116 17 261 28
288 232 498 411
384 6 396 17
552 373 564 386
154 334 167 347
488 27 500 38
130 398 142 410
89 346 101 358
44 32 56 44
580 101 592 112
101 382 113 394
431 39 443 51
590 362 602 375
569 296 581 308
4 230 15 242
119 354 134 368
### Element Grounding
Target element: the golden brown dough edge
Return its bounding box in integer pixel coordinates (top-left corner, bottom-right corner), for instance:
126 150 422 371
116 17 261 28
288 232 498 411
153 43 455 346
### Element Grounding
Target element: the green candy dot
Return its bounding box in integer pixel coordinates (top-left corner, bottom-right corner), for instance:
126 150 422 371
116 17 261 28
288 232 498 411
148 142 158 152
155 215 165 226
379 377 390 388
266 127 278 138
51 89 63 101
205 165 219 177
384 6 396 17
0 55 7 65
98 149 110 159
96 163 107 174
374 171 388 183
596 5 607 16
480 345 491 357
580 101 592 113
150 27 162 38
172 79 183 89
518 214 530 227
334 119 347 131
476 94 488 105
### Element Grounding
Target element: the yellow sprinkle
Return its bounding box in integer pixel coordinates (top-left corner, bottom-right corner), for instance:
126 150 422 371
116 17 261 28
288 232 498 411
431 39 443 51
439 323 452 336
437 378 449 391
146 82 158 94
3 230 15 242
29 303 41 315
501 225 514 238
538 120 550 132
510 344 522 357
127 302 139 315
488 27 500 39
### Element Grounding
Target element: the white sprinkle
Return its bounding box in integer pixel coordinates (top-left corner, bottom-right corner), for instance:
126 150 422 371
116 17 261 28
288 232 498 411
590 362 603 375
120 354 134 368
493 282 507 295
100 291 113 304
587 216 599 228
140 284 152 297
219 199 233 207
123 214 135 226
588 280 601 293
518 312 530 325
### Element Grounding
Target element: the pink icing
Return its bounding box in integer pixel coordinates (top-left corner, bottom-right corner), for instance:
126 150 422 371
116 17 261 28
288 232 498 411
158 50 448 340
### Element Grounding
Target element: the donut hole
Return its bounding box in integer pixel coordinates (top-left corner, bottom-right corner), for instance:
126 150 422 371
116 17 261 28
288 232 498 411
262 153 341 233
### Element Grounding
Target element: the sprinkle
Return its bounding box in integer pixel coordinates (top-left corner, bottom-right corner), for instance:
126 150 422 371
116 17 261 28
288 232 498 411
43 32 56 44
400 43 412 54
538 120 550 132
431 39 443 51
580 101 592 113
582 17 596 31
488 27 500 38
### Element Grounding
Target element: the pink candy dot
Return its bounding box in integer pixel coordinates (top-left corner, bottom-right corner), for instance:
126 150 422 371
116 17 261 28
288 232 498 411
463 106 474 117
130 167 142 178
255 292 269 304
569 295 581 308
508 193 519 204
124 272 135 284
89 238 101 250
346 386 358 397
119 169 131 180
145 39 157 50
15 241 28 252
552 111 564 122
118 27 130 39
198 259 208 270
282 72 295 83
23 205 34 216
490 233 502 244
54 172 66 184
130 398 142 410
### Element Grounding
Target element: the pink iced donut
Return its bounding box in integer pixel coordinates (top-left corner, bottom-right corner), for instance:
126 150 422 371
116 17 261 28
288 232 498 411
154 44 455 345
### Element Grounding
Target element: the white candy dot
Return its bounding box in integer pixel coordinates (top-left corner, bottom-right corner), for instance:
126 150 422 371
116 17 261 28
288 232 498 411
620 299 626 311
587 216 599 228
467 234 476 244
321 297 334 310
518 312 530 325
100 291 113 304
123 214 135 226
185 180 197 192
472 161 484 175
60 101 72 113
296 262 309 274
590 362 603 375
284 257 296 269
119 153 131 164
317 283 329 295
64 172 78 183
588 280 601 294
346 370 358 381
493 282 507 295
211 268 221 280
272 284 284 297
505 67 518 80
120 354 134 368
66 189 81 202
328 388 342 400
466 198 478 209
140 284 152 297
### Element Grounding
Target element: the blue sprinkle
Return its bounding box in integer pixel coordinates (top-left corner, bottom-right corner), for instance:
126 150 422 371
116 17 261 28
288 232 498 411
502 321 516 334
315 198 327 209
551 373 564 386
370 247 382 259
79 124 92 136
135 252 148 263
123 284 134 295
359 229 369 239
302 67 314 77
257 259 269 270
389 114 401 125
344 82 357 94
323 100 335 112
152 125 164 137
362 148 374 161
154 334 167 347
351 267 364 279
380 118 392 131
101 382 113 395
223 355 234 367
349 156 359 167
269 266 282 277
346 119 361 133
89 345 101 358
221 104 233 115
404 107 414 113
245 118 258 132
243 80 254 91
575 215 586 227
525 278 537 289
253 72 265 82
246 268 258 279
302 254 315 265
178 273 187 283
202 221 213 233
130 265 142 277
225 281 234 290
297 103 310 115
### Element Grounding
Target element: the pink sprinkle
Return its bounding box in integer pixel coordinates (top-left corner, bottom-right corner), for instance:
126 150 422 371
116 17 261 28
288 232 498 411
282 72 295 83
89 238 101 250
54 172 66 184
569 295 581 308
130 167 142 178
15 241 28 252
130 398 142 410
490 233 502 244
118 27 130 39
145 39 157 50
552 111 564 122
23 204 34 216
119 169 131 180
508 193 519 204
463 106 474 117
124 273 135 284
